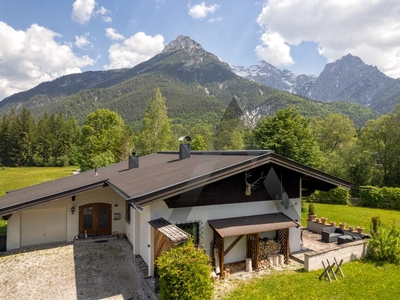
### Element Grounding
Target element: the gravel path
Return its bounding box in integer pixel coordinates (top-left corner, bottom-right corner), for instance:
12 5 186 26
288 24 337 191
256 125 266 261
0 239 151 300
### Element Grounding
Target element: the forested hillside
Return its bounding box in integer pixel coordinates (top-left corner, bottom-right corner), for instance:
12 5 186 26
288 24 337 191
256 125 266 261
0 36 379 131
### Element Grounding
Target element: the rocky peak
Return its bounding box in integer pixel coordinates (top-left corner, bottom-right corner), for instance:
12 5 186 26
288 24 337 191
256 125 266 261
304 53 391 104
162 35 204 54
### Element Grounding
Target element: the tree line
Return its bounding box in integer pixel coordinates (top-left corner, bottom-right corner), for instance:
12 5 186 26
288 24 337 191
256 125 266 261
1 87 400 189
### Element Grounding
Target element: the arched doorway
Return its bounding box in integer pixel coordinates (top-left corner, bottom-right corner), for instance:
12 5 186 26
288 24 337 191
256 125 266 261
79 203 112 236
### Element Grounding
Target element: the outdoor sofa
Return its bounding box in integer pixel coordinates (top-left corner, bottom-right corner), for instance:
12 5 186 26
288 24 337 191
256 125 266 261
322 227 344 243
322 226 369 244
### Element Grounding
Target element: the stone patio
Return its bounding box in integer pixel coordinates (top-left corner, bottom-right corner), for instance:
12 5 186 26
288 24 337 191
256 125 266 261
290 228 343 263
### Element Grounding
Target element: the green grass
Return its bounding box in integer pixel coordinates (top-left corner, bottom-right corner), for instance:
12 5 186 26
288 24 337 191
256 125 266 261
223 260 400 300
0 166 77 234
301 203 400 232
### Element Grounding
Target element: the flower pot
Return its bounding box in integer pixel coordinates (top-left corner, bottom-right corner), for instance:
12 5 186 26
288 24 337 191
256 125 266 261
321 218 327 225
349 226 354 232
308 214 316 221
339 223 345 230
330 221 336 226
357 227 364 234
315 218 320 223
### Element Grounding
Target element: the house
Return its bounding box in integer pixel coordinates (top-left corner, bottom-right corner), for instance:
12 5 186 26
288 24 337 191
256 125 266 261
0 141 352 276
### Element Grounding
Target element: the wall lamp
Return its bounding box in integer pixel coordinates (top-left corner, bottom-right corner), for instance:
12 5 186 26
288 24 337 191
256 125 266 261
71 206 76 214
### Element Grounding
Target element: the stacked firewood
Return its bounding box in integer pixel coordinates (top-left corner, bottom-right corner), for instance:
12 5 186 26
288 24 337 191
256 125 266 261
259 239 281 258
258 259 271 270
258 239 281 269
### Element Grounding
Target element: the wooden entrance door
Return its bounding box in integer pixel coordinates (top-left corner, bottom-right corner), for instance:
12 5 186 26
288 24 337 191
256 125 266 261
79 203 112 236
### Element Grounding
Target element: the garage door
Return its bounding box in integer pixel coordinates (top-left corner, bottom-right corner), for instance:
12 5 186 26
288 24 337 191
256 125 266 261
21 207 67 247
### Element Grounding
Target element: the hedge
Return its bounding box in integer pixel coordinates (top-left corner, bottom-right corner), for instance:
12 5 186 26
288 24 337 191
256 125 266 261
308 187 350 205
360 186 400 210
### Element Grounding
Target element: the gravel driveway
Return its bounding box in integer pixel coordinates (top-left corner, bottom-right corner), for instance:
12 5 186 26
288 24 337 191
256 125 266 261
0 239 151 300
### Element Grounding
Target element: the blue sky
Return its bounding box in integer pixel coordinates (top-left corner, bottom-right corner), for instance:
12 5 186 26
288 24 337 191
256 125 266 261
0 0 399 100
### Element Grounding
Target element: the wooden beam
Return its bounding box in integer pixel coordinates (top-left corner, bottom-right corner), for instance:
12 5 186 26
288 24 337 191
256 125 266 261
224 235 244 256
221 237 225 278
255 233 259 269
285 228 290 264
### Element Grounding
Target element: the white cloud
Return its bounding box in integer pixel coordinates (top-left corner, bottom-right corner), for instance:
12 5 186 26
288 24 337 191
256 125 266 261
255 31 294 66
189 2 220 19
95 6 108 15
105 28 124 41
256 0 400 78
75 34 92 48
72 0 96 24
104 32 164 70
208 17 222 23
0 22 95 99
102 16 112 23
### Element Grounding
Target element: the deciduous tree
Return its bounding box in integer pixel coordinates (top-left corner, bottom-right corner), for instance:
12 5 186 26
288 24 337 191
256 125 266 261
77 109 132 171
252 108 322 167
136 88 171 155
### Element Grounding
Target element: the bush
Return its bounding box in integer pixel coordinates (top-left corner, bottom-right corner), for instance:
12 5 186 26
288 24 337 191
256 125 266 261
367 221 400 264
360 186 400 210
308 187 350 205
156 241 214 300
308 203 316 215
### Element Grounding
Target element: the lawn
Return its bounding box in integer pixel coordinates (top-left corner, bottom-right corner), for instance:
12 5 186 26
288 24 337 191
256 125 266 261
222 203 400 300
223 260 400 300
0 166 77 234
301 203 400 232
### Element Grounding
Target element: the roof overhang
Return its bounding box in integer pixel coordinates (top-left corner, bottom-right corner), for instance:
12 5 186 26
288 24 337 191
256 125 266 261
208 212 300 238
0 181 106 216
148 218 190 245
130 152 352 206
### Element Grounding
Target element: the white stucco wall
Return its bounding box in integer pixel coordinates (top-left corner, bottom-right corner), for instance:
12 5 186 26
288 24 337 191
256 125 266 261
144 197 302 272
140 205 151 276
6 186 126 250
6 211 21 250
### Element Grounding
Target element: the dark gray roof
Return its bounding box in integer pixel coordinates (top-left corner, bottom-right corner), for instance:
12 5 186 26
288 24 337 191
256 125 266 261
208 213 300 238
0 150 353 216
148 218 190 245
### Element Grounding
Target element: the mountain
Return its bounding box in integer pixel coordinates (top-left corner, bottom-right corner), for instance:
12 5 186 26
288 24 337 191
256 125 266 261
232 54 400 113
0 35 378 129
231 61 316 94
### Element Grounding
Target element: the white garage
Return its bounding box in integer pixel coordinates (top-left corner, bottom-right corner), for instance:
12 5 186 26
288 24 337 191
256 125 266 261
21 207 67 247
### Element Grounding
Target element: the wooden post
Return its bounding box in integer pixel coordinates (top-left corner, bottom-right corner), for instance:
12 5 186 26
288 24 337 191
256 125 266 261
255 233 260 269
285 228 290 264
220 236 225 278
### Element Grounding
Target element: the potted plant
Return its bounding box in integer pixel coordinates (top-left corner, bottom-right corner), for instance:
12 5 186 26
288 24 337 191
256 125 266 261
330 221 336 226
321 217 327 225
308 203 316 221
357 226 364 234
339 222 346 230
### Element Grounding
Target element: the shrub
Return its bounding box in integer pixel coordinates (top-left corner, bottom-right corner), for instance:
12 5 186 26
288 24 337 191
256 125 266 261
156 241 214 300
367 222 400 264
370 216 381 237
308 203 316 215
360 186 400 210
308 187 350 205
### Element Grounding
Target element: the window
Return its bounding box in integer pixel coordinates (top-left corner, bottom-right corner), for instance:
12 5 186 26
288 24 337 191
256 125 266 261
176 222 201 246
125 202 131 223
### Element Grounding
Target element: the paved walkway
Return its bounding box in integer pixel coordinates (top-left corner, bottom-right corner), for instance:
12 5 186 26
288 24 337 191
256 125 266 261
291 228 341 263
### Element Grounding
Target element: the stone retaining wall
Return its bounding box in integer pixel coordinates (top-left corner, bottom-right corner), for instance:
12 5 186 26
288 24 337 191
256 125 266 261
304 240 368 272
